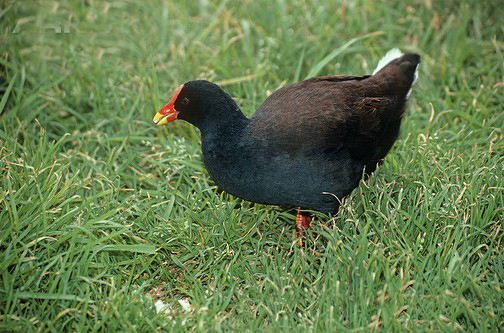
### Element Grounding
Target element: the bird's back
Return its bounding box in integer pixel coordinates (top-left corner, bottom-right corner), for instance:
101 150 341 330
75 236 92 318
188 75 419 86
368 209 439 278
247 53 420 163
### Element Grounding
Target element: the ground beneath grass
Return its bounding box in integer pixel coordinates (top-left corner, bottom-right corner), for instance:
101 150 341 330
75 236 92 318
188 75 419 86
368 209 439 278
1 0 503 332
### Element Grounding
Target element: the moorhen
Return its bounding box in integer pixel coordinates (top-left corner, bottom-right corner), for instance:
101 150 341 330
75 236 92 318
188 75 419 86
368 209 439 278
153 49 420 242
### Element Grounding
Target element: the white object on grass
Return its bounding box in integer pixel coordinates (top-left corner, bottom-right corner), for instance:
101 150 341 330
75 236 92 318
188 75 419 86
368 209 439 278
154 300 172 315
178 298 192 313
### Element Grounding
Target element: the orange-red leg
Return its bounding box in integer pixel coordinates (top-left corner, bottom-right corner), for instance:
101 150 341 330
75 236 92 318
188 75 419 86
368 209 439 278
296 208 313 246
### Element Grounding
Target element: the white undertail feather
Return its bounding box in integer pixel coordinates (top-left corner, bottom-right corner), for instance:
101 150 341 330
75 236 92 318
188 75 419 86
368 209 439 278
372 48 403 75
373 48 419 98
407 66 419 98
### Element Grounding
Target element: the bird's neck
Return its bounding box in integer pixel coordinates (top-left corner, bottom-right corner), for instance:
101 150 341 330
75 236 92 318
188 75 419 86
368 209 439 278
199 106 251 196
199 105 249 144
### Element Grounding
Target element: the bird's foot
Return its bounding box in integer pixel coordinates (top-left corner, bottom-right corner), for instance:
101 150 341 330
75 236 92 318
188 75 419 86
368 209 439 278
296 208 313 246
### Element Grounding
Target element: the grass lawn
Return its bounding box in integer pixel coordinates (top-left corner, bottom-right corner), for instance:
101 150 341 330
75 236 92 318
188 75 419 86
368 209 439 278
1 0 503 331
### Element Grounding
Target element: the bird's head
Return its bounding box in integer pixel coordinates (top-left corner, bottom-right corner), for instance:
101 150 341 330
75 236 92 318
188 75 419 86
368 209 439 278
153 80 235 129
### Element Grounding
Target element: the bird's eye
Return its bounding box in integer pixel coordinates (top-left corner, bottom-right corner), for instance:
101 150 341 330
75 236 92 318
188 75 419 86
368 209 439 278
181 97 190 105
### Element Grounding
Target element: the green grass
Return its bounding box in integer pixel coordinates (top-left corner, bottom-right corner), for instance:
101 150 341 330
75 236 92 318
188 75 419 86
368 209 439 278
1 0 503 332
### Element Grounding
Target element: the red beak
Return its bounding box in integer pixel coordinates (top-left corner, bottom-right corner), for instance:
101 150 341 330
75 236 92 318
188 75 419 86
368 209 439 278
153 84 184 125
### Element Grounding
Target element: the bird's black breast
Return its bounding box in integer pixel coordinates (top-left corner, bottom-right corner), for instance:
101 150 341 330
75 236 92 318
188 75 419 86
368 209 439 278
201 130 363 213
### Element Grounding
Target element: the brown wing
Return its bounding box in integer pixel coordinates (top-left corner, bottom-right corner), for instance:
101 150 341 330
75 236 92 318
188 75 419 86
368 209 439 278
247 53 419 161
247 75 390 158
343 96 399 161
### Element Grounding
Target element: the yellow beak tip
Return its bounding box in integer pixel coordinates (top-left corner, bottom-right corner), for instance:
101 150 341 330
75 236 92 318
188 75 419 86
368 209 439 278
152 112 168 125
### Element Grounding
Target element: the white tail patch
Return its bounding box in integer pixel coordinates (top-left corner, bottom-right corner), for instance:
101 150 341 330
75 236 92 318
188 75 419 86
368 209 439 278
407 63 419 98
372 48 403 75
373 48 419 98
